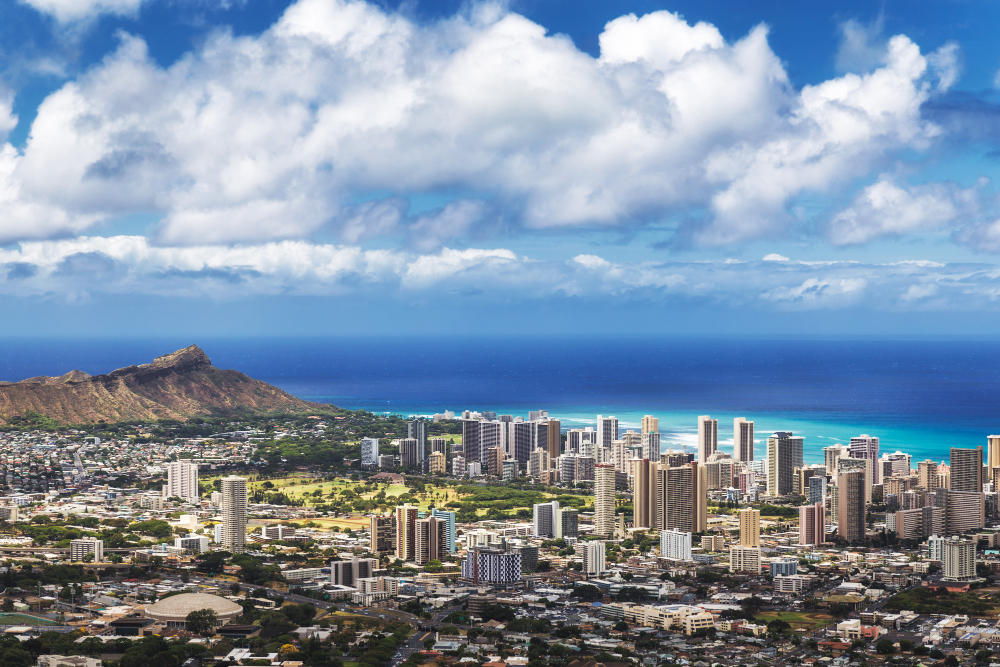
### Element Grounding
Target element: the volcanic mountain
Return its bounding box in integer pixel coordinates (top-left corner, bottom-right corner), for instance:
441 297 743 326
0 345 332 424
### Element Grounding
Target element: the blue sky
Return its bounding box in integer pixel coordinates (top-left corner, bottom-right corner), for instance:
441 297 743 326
3 0 1000 335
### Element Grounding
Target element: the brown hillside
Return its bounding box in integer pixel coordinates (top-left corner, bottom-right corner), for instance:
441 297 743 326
0 345 333 424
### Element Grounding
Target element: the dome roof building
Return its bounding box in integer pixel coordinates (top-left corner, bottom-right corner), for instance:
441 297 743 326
145 593 242 629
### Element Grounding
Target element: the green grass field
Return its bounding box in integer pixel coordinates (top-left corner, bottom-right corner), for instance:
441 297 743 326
755 611 834 633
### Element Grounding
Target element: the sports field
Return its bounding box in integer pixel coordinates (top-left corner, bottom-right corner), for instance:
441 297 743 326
754 611 834 633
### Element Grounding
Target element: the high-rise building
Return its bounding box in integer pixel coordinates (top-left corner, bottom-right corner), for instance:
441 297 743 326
594 464 617 536
733 418 754 462
730 545 761 574
546 420 561 464
462 419 481 463
480 420 505 460
633 459 657 529
837 456 873 505
989 436 1000 483
529 449 550 478
360 438 380 467
597 416 619 449
950 447 984 492
659 529 692 560
880 451 911 480
795 465 824 497
891 505 945 540
837 470 866 543
70 538 103 562
428 451 446 474
430 508 456 553
697 416 718 462
642 415 659 435
532 501 560 538
461 547 522 585
739 508 760 547
655 462 707 534
766 432 804 496
581 541 606 575
512 421 547 464
918 460 940 490
331 557 377 586
487 446 506 478
407 420 427 463
641 432 661 462
369 515 396 555
395 504 418 562
415 516 447 565
928 534 946 560
559 508 579 538
823 444 849 474
565 427 596 455
705 457 735 490
808 476 827 506
932 488 986 536
398 439 419 468
429 438 448 455
849 435 881 484
163 462 199 501
798 502 825 545
942 536 977 581
221 475 248 554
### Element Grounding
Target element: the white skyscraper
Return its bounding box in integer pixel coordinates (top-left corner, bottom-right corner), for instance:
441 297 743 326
697 416 718 462
597 416 619 449
163 461 199 502
581 541 606 575
641 432 661 462
360 437 379 466
594 464 616 537
532 500 560 538
850 435 881 484
70 538 104 563
659 529 692 561
221 475 248 554
733 418 754 462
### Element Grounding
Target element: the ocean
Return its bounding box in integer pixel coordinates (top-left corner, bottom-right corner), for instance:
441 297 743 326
1 336 999 464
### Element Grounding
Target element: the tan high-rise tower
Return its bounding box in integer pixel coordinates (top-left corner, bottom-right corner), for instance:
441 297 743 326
837 470 866 543
633 459 657 529
546 420 561 466
918 460 940 490
654 462 706 534
641 415 659 435
989 436 1000 481
950 447 984 492
395 504 418 561
697 416 718 462
739 507 760 547
733 418 754 462
594 464 616 537
221 475 247 554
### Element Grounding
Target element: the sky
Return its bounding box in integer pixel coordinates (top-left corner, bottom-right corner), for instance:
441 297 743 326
3 0 1000 336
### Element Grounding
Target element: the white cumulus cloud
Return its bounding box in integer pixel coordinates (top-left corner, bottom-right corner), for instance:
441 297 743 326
0 0 961 248
20 0 145 23
828 176 980 245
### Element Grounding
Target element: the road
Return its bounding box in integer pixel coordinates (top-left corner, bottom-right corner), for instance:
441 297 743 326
392 630 432 666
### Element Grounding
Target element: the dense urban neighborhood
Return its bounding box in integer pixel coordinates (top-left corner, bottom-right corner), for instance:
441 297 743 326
0 409 998 667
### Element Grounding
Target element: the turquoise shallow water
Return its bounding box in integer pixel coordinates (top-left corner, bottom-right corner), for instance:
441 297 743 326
2 336 999 465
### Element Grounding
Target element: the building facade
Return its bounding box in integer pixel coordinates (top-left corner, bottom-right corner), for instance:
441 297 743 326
221 475 248 554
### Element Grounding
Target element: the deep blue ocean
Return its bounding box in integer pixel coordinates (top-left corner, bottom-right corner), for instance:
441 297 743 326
2 336 999 464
